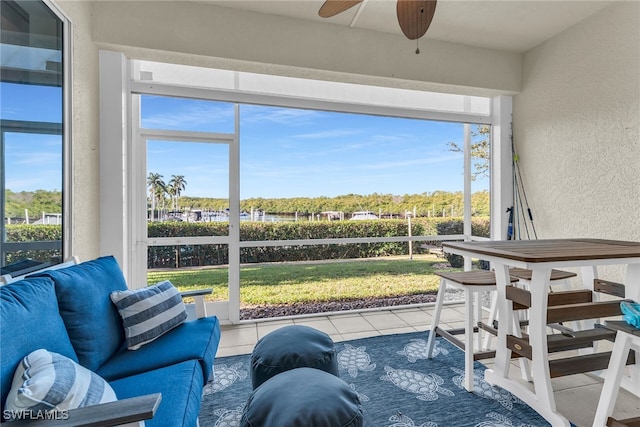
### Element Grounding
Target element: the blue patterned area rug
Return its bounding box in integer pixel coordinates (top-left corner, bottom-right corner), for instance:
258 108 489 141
199 331 566 427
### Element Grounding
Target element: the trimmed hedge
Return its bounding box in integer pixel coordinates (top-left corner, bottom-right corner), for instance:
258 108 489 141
3 224 63 265
4 217 490 268
147 217 490 268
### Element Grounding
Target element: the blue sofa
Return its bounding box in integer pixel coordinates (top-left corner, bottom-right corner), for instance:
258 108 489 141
0 256 221 426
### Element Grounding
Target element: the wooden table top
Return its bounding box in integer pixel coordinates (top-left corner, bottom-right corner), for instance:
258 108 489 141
442 239 640 263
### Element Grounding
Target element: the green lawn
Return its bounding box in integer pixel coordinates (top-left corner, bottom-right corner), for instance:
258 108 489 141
147 255 454 306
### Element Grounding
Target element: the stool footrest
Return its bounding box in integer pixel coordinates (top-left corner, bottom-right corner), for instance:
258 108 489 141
441 326 482 336
506 327 621 361
491 319 529 330
547 300 625 324
506 286 594 310
604 320 640 336
547 327 618 352
549 351 635 378
434 326 465 352
433 327 495 360
478 321 498 337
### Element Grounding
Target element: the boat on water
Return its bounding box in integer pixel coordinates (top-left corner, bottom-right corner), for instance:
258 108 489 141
350 211 378 220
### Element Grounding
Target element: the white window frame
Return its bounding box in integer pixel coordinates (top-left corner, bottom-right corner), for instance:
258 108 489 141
0 0 73 268
99 52 513 323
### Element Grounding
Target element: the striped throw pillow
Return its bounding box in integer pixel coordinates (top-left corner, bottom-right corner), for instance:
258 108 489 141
110 280 187 350
4 349 116 419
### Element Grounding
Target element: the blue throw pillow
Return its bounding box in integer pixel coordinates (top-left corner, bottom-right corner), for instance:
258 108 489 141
32 256 128 371
4 349 117 420
110 280 187 350
0 277 78 414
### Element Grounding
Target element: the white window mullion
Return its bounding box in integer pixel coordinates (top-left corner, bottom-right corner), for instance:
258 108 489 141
99 50 131 278
130 97 148 289
228 104 241 323
490 96 513 241
463 123 472 239
463 122 472 271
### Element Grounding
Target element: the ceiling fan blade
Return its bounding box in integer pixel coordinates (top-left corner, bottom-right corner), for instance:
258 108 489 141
318 0 364 18
396 0 437 40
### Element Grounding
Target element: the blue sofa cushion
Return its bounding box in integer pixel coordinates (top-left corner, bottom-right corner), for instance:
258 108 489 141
110 360 204 427
97 316 220 382
32 256 128 371
241 367 364 427
0 277 78 414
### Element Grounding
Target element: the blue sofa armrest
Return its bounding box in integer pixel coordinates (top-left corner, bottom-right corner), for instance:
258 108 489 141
4 393 161 427
180 288 212 319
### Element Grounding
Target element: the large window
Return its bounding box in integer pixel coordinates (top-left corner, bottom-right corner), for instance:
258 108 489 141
0 0 70 278
100 56 511 323
134 87 491 321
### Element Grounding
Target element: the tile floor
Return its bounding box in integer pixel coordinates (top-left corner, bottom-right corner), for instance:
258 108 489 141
216 303 639 427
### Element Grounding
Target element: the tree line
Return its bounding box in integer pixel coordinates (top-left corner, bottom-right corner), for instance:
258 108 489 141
180 191 490 217
4 186 489 223
4 189 62 220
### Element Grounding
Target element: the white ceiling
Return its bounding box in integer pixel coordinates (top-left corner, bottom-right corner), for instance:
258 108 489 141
205 0 617 52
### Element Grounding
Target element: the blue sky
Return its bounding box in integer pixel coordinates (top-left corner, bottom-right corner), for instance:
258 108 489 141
1 85 489 198
1 83 63 193
143 96 488 199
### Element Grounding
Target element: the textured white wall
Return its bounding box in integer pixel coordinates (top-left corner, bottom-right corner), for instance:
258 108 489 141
57 1 102 259
89 1 522 96
514 1 640 244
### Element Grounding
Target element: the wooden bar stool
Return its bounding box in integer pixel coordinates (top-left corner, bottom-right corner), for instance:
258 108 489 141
593 321 640 427
483 268 578 350
508 267 577 285
426 270 519 392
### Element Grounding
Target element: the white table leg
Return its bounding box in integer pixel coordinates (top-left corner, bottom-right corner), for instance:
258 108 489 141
625 263 640 302
485 263 513 381
579 266 599 355
592 331 640 426
426 278 446 358
529 267 571 426
465 288 475 392
476 291 485 351
485 264 571 427
483 293 497 350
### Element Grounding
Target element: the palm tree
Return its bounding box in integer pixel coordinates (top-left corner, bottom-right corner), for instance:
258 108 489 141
168 175 187 211
147 172 166 221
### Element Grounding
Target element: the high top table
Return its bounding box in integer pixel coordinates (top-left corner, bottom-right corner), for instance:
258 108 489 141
442 239 640 427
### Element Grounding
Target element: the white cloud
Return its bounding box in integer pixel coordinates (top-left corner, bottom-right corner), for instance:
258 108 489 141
240 105 320 125
143 103 234 129
294 129 362 139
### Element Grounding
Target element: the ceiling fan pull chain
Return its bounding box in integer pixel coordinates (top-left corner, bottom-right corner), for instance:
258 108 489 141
415 6 423 54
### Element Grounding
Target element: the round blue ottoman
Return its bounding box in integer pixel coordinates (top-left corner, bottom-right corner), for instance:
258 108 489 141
250 325 339 389
241 367 364 427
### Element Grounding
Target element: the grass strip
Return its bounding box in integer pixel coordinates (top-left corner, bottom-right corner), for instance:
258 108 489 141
147 255 451 306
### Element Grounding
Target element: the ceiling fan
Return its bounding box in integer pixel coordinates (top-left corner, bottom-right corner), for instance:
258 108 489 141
318 0 437 42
